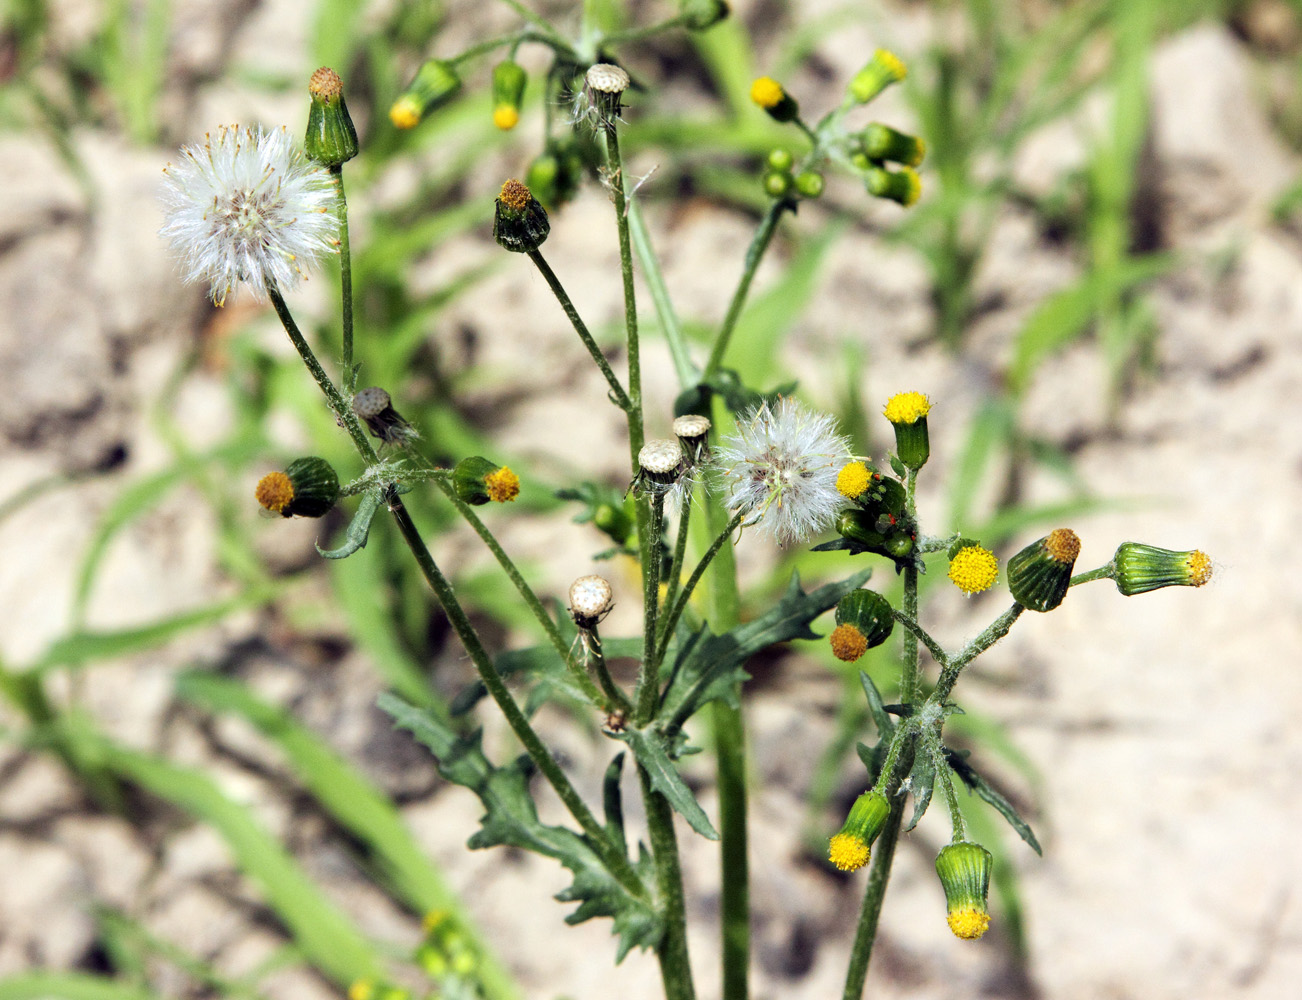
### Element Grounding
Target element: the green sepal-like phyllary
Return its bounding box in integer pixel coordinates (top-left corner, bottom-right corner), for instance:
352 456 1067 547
849 49 907 104
679 0 729 30
1007 528 1080 612
1113 542 1213 596
453 456 520 506
829 589 894 662
305 67 358 166
493 178 550 253
866 165 921 207
390 59 462 129
861 122 926 168
935 841 994 940
491 60 527 130
255 456 340 519
829 790 891 871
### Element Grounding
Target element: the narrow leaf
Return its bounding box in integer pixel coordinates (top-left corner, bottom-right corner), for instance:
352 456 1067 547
317 487 383 559
947 749 1042 856
618 727 718 840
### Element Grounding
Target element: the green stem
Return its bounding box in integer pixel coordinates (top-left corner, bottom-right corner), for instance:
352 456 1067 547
703 200 787 379
432 477 606 708
603 14 689 46
655 510 745 664
527 250 633 411
602 122 642 447
714 699 748 1000
633 493 665 725
888 609 948 670
840 794 905 1000
935 743 966 841
640 765 698 1000
331 165 356 393
935 603 1024 701
629 201 698 387
1070 564 1115 587
496 0 569 48
660 500 692 631
583 625 632 715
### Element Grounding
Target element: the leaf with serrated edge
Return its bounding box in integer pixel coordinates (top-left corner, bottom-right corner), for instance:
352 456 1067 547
380 693 662 959
947 749 1042 856
904 746 936 832
617 727 718 840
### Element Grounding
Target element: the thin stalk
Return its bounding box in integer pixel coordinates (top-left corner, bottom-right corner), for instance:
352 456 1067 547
640 764 698 1000
633 493 665 726
603 14 689 45
935 603 1024 701
703 200 787 379
1070 564 1115 586
582 625 632 715
526 250 633 411
432 477 606 708
655 510 745 664
330 165 356 393
935 745 966 841
888 609 949 670
496 0 569 48
840 794 905 1000
659 501 692 637
601 121 643 447
629 201 699 387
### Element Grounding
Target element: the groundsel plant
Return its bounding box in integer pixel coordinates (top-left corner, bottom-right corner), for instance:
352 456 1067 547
160 11 1212 1000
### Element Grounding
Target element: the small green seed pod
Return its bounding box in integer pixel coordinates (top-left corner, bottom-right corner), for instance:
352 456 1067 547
795 170 825 199
750 76 799 123
678 0 729 30
861 122 926 168
849 49 908 104
882 391 931 470
255 456 340 518
305 67 358 166
1007 528 1080 612
829 790 891 872
491 59 527 131
763 169 793 199
453 456 520 505
866 165 921 207
1113 543 1212 596
830 589 894 662
935 841 993 940
494 178 550 252
390 59 462 129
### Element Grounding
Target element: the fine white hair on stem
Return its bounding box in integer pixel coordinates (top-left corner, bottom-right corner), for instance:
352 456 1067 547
712 397 852 545
159 125 339 306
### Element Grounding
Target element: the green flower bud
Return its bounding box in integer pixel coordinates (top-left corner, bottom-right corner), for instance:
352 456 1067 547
861 122 926 167
763 169 793 199
305 67 358 166
935 841 993 940
453 456 520 505
493 178 550 253
679 0 729 30
1113 543 1212 596
256 456 340 518
882 391 930 470
866 165 921 207
766 148 794 172
849 150 872 171
829 790 891 871
592 502 632 544
491 60 527 130
849 49 907 104
829 589 894 661
750 76 799 123
1007 528 1080 612
391 59 462 129
795 170 825 198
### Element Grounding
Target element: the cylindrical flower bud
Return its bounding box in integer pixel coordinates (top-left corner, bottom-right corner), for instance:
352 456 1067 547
829 790 891 872
836 508 888 550
672 413 712 464
935 841 993 940
256 456 340 518
795 170 825 199
305 67 359 166
750 76 799 123
391 59 462 129
829 589 894 662
882 391 931 470
678 0 729 30
569 575 614 628
1007 528 1080 612
491 60 527 130
849 49 907 104
1113 543 1212 596
585 63 631 122
593 502 633 545
453 456 520 505
861 122 926 168
866 165 921 207
947 542 998 596
352 386 417 444
493 178 550 253
637 438 685 493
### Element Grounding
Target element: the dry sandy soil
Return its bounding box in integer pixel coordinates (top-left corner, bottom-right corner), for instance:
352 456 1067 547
2 2 1301 999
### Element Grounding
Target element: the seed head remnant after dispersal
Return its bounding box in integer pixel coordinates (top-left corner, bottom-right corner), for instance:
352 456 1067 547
160 125 339 307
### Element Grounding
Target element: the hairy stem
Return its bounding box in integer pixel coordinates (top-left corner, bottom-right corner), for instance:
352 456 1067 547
703 200 787 379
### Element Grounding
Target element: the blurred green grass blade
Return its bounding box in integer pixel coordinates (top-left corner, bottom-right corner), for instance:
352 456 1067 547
691 14 757 118
311 0 369 71
30 586 278 674
99 741 384 988
100 0 171 144
630 200 698 388
946 397 1013 531
0 973 156 1000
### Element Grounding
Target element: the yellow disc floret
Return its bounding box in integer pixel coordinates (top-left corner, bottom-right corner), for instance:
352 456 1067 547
948 544 998 596
829 832 871 872
883 391 931 425
1044 527 1081 564
493 104 520 130
836 461 872 499
1187 550 1212 586
498 178 531 210
485 466 520 503
829 623 869 662
750 76 785 109
348 979 376 1000
946 906 991 940
255 471 294 513
389 96 421 129
877 50 907 82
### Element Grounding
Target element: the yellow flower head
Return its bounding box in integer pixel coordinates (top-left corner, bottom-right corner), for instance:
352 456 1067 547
493 104 520 130
829 832 871 872
485 466 520 502
255 471 294 513
1044 527 1081 564
348 980 376 1000
1186 550 1213 586
829 622 869 662
948 544 998 596
947 905 991 940
836 460 873 499
389 96 420 129
750 76 785 109
883 391 931 425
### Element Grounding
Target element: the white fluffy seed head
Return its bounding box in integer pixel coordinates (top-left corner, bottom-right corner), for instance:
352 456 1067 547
712 398 852 545
639 438 683 475
159 125 339 306
352 386 391 418
586 63 630 95
673 414 711 439
569 575 613 620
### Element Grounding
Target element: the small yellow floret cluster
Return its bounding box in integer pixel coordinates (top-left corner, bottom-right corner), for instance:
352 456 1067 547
485 466 520 503
948 545 998 596
829 832 871 872
255 471 293 513
1044 527 1081 564
750 76 785 109
876 50 907 82
493 105 520 130
309 66 343 100
498 178 531 210
1186 550 1213 586
829 623 869 662
883 391 931 425
348 980 375 1000
389 97 420 129
836 461 872 499
946 906 991 940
